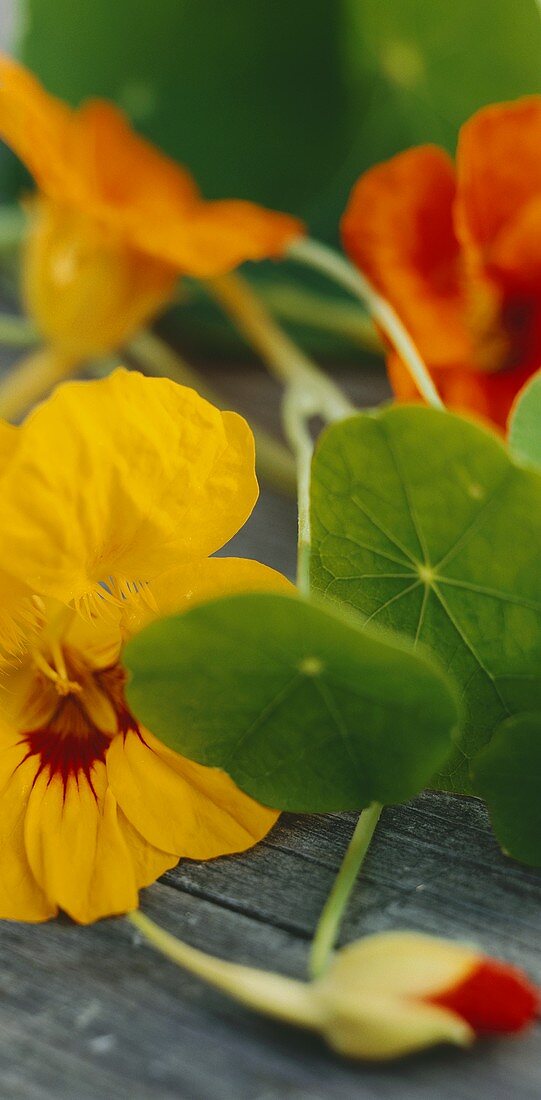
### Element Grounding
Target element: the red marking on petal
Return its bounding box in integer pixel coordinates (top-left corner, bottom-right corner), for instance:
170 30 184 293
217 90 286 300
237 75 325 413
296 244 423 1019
19 661 140 795
95 664 138 737
21 698 110 794
430 958 539 1034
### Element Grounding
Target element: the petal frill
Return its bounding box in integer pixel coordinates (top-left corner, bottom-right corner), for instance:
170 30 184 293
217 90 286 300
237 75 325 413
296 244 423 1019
121 555 293 640
457 97 541 256
107 728 278 861
0 734 54 921
0 569 44 668
341 146 470 369
24 764 139 924
0 370 258 608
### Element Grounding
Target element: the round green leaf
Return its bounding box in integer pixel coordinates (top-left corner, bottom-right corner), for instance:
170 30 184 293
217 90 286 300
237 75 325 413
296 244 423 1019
310 405 541 794
472 713 541 866
508 370 541 472
124 592 458 813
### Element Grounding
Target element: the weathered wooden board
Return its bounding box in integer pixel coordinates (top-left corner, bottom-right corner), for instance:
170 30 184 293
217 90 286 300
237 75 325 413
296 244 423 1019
0 362 540 1100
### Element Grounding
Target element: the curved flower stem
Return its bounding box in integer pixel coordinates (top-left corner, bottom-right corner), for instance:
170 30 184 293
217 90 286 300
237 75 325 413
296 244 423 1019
282 384 317 591
235 282 382 355
128 329 297 497
0 347 77 420
288 237 444 411
207 271 355 423
128 911 321 1031
309 801 382 980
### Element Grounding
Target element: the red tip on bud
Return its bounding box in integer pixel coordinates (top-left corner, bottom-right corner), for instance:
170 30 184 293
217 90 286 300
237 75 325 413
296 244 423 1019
430 958 539 1034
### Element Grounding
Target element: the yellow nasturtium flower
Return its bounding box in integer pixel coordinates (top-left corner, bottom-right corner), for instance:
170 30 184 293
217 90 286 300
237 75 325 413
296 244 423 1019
0 53 303 362
0 369 289 923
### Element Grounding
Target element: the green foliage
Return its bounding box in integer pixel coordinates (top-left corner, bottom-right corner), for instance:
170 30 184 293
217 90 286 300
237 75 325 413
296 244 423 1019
473 713 541 866
310 405 541 794
124 591 458 813
508 370 541 473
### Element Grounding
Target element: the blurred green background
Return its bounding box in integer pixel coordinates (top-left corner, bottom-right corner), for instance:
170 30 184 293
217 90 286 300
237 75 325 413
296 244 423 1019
3 0 541 353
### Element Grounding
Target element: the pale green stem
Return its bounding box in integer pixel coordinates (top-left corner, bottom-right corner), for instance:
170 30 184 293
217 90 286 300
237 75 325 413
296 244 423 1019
127 329 297 497
207 271 355 423
261 282 382 354
288 237 444 411
309 802 383 980
282 384 316 592
128 911 322 1031
0 314 39 347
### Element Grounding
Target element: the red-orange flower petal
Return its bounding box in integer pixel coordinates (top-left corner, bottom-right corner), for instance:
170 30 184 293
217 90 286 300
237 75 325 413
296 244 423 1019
457 97 541 256
341 145 470 369
387 350 534 429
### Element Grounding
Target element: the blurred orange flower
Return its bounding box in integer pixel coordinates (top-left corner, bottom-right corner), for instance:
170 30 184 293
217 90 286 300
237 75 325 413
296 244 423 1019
0 54 303 360
342 98 541 428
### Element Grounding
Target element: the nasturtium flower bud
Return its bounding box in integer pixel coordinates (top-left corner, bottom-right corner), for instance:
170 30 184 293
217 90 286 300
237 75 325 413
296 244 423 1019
310 932 538 1060
132 918 539 1063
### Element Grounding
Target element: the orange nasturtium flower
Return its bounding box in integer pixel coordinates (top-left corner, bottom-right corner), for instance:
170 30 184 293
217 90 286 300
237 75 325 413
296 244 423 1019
0 369 290 923
342 98 541 429
0 54 303 363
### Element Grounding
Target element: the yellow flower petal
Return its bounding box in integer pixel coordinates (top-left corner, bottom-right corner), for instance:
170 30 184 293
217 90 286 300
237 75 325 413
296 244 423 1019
24 765 138 924
0 370 258 611
121 555 294 639
107 728 278 860
0 740 55 922
0 569 44 668
116 808 178 889
0 417 18 464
